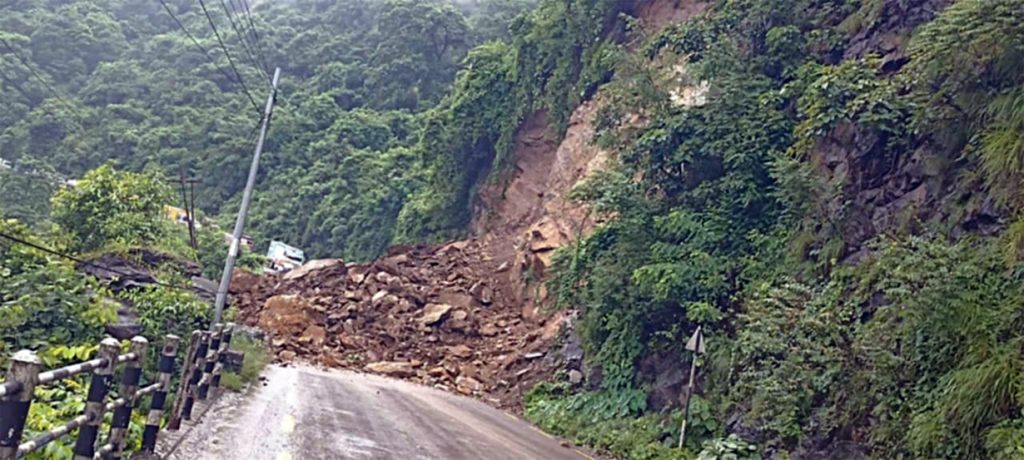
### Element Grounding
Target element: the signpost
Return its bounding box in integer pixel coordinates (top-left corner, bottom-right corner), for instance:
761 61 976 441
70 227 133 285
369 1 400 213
679 325 705 449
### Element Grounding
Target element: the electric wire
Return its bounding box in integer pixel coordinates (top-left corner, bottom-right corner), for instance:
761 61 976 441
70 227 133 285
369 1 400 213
219 0 269 82
0 232 198 292
156 0 260 112
237 0 272 78
0 38 84 117
0 61 94 162
196 0 262 113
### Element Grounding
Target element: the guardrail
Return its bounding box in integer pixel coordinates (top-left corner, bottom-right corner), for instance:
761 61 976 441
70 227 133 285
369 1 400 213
0 323 236 460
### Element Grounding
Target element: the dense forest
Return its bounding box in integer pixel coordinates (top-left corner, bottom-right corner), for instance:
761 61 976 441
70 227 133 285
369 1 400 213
4 0 1024 458
0 0 536 260
0 0 534 456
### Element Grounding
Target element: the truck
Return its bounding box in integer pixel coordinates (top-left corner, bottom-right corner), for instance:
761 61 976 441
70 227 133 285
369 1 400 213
265 240 306 273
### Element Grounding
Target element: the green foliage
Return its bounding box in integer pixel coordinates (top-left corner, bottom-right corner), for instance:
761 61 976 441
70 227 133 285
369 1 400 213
396 0 625 240
196 224 264 280
525 382 690 459
727 237 1024 458
905 0 1024 208
51 164 171 252
0 219 115 353
396 42 516 242
0 158 58 227
123 285 210 341
2 0 536 260
790 58 910 158
697 434 760 460
541 0 1024 457
219 335 269 392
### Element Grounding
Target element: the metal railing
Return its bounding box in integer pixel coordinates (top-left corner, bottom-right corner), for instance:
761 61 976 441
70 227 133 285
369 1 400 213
0 323 236 460
167 323 234 430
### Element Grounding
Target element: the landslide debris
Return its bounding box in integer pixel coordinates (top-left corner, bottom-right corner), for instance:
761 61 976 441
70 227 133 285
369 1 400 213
230 239 571 408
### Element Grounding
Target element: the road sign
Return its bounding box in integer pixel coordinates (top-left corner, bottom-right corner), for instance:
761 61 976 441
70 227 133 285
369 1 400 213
685 326 705 354
680 325 705 449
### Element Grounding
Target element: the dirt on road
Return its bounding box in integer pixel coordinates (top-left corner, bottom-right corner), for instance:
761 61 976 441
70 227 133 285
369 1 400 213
164 365 592 460
230 239 578 409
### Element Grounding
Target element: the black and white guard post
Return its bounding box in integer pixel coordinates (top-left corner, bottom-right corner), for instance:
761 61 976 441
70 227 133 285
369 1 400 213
140 334 180 454
0 350 42 460
182 332 210 420
73 337 120 460
108 336 148 459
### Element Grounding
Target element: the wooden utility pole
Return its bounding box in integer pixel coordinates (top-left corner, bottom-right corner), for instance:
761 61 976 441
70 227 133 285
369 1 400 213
679 325 705 449
212 67 281 326
171 170 202 252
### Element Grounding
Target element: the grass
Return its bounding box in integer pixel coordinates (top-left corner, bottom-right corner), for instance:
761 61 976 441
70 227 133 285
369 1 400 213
220 334 269 392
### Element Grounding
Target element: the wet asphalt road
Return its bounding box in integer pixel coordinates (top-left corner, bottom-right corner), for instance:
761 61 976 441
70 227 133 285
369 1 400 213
166 365 592 460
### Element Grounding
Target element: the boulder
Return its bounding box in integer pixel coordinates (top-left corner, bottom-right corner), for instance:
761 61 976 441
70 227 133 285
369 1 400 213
456 375 484 394
105 302 142 340
427 367 448 378
448 345 474 359
283 259 345 281
420 303 453 326
378 254 409 275
365 361 415 378
469 282 494 305
436 291 477 310
480 324 500 337
222 349 246 373
258 295 319 336
300 325 327 348
320 353 346 368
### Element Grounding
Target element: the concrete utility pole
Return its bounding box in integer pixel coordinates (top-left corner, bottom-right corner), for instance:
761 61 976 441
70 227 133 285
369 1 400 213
679 325 705 449
212 67 281 326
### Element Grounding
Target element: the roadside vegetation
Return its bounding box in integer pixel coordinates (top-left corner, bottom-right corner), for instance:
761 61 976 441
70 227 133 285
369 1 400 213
4 0 1024 458
219 334 270 392
521 0 1024 458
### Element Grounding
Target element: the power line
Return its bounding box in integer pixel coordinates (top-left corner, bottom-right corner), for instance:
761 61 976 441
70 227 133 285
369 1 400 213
237 0 272 79
0 58 92 160
219 0 269 83
0 37 84 118
155 0 260 112
0 231 197 292
196 0 262 112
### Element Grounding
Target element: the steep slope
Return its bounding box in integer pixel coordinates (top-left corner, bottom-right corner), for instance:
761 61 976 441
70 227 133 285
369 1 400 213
232 0 708 415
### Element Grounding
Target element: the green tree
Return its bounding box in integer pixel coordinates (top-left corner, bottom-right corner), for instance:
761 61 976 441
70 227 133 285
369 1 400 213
51 164 172 252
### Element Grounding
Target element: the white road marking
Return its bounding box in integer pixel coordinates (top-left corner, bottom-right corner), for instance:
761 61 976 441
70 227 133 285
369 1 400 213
281 414 296 434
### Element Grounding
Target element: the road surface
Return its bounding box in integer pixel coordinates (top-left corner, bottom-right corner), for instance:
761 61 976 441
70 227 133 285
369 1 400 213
165 365 593 460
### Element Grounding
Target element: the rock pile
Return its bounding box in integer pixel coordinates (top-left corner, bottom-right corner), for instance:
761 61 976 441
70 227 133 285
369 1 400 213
230 239 570 408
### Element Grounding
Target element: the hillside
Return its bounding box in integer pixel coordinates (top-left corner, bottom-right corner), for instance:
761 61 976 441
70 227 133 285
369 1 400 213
4 0 1024 458
248 0 1024 458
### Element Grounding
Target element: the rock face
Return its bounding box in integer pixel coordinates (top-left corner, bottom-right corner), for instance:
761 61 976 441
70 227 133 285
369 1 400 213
76 248 211 341
231 240 571 408
843 0 953 71
469 102 615 324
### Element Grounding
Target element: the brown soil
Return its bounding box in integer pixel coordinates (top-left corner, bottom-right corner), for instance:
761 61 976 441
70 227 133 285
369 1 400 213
633 0 709 33
230 239 569 409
